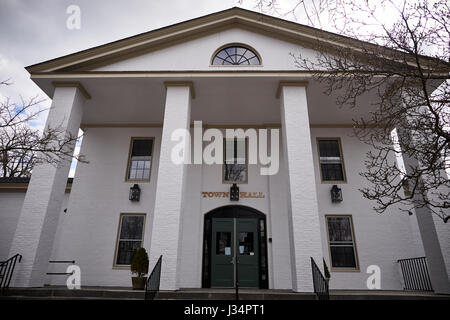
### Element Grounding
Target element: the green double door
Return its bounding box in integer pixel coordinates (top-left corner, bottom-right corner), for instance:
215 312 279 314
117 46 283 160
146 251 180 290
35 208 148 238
211 218 259 288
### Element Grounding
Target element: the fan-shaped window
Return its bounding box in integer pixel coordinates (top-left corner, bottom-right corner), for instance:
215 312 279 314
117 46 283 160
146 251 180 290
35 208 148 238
212 45 261 65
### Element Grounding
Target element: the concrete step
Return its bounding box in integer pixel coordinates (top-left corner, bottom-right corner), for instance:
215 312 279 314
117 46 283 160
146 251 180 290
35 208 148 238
1 287 144 300
156 290 316 300
1 287 449 300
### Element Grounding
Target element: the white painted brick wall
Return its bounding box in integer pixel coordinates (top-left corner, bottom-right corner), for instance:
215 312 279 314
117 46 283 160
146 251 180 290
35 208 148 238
8 87 85 287
3 127 447 290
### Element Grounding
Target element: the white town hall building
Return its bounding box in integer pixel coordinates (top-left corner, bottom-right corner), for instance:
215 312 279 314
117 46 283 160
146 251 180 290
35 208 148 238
1 7 449 295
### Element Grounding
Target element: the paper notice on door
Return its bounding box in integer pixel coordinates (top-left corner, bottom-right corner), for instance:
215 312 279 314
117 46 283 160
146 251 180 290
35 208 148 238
225 247 231 256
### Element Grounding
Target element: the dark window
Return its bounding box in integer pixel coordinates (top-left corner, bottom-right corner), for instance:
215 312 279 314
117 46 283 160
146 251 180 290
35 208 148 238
318 139 345 181
127 138 153 181
212 46 260 65
115 215 145 265
238 232 254 255
326 216 358 269
216 232 232 255
224 138 247 183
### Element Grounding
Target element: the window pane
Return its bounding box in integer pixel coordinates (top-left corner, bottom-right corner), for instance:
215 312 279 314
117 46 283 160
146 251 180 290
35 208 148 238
321 163 344 181
319 140 341 158
225 139 235 164
216 232 231 255
212 46 261 66
327 217 353 242
116 240 142 265
120 215 144 240
224 163 246 182
131 140 153 157
238 232 254 255
318 139 344 181
330 246 356 268
224 138 247 182
128 139 152 180
236 139 245 164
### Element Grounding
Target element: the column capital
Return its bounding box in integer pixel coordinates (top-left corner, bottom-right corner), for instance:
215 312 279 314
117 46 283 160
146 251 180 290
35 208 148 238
276 81 309 99
164 81 195 99
52 81 91 100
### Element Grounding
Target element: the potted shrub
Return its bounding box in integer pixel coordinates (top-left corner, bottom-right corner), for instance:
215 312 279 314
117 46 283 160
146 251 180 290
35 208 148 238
130 247 149 290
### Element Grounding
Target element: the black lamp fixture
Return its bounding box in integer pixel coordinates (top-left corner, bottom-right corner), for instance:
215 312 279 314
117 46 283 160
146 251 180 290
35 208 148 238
330 185 343 202
129 184 141 202
230 183 239 201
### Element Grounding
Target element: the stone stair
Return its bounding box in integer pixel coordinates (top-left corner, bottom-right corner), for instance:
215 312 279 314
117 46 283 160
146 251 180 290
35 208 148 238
1 287 449 300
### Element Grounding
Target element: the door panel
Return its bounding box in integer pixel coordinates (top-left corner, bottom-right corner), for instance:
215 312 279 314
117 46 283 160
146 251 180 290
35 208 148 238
236 218 259 288
211 218 234 287
210 217 260 288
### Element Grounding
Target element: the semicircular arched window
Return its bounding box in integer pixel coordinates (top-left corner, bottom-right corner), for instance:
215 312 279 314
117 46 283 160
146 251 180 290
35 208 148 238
212 45 261 65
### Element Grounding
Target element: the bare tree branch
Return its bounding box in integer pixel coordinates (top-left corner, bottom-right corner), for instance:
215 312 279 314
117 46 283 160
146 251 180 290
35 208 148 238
0 80 87 178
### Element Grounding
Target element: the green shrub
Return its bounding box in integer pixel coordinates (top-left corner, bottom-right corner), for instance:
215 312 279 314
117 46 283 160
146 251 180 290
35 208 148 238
131 247 149 277
323 259 331 279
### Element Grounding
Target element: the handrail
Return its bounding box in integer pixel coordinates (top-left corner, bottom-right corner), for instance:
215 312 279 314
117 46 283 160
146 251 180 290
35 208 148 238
144 255 162 300
398 257 433 291
311 257 329 300
46 259 76 275
0 254 22 293
49 260 75 264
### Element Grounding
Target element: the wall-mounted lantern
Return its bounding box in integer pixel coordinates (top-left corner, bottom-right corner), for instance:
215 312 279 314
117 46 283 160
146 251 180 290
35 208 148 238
230 184 239 201
330 185 343 202
129 184 141 202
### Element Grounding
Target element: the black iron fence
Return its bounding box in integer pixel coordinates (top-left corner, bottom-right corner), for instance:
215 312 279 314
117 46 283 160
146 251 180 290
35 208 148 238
145 255 162 300
311 257 329 300
398 257 433 291
0 254 22 293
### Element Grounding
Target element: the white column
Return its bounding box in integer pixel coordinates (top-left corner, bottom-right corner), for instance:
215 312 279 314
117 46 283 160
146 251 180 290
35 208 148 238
279 83 324 292
149 83 192 290
9 84 87 287
397 126 450 294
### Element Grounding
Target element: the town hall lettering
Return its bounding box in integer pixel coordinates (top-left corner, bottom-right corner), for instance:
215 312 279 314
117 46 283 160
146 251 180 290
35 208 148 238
202 191 265 199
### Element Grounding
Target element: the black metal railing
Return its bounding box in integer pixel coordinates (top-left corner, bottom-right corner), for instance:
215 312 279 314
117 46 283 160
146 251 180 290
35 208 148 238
144 255 162 300
0 254 22 293
311 257 329 300
398 257 433 291
46 260 76 276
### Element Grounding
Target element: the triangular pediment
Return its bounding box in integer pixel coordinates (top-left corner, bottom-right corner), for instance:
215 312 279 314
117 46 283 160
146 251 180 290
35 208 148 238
26 7 440 74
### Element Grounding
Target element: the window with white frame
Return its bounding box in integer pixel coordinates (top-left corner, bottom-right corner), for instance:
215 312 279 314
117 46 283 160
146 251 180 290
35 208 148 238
223 138 247 183
326 215 359 269
317 138 346 182
114 214 145 266
126 138 153 181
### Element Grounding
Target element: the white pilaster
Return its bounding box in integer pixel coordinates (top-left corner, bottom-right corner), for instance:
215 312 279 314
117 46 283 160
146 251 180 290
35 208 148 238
279 83 324 292
149 83 192 290
9 85 86 287
397 126 450 294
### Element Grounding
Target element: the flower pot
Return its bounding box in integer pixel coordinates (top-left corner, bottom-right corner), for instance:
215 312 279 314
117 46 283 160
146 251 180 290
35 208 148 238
132 276 147 290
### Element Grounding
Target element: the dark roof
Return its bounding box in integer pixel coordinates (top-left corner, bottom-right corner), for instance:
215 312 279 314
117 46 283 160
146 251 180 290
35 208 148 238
0 177 73 184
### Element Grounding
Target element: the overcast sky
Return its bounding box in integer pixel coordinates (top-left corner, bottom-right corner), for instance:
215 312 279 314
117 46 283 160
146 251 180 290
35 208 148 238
0 0 404 177
0 0 257 176
0 0 251 102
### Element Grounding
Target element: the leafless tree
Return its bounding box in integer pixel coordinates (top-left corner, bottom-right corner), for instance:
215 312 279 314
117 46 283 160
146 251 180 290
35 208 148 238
244 0 450 222
0 80 86 178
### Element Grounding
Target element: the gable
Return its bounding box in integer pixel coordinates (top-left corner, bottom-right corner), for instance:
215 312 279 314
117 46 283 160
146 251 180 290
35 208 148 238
26 7 443 74
91 27 319 72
